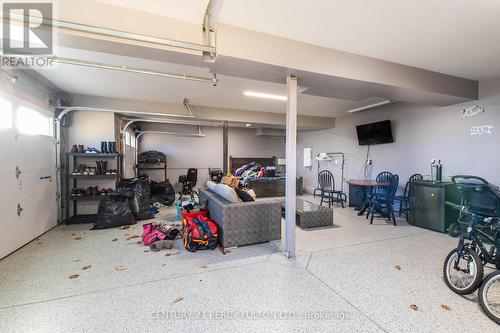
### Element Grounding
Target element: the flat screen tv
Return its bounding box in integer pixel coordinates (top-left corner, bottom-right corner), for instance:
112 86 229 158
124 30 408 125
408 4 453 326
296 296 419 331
356 120 394 145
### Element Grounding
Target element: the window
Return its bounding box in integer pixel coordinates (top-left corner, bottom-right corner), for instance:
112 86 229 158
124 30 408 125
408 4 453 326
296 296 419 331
0 97 13 129
17 107 53 136
125 131 131 146
131 135 136 149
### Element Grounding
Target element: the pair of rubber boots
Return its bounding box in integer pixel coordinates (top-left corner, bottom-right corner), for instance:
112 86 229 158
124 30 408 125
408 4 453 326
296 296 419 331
96 160 108 175
101 141 117 154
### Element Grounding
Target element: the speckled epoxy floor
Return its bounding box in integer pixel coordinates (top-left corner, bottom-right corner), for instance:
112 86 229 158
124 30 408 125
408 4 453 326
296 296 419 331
0 195 498 332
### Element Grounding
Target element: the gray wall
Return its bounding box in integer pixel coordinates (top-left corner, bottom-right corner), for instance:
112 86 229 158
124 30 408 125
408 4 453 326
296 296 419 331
138 125 285 190
297 90 500 194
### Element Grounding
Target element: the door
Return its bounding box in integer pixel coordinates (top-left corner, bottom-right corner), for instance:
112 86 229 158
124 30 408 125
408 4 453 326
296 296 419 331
0 96 57 259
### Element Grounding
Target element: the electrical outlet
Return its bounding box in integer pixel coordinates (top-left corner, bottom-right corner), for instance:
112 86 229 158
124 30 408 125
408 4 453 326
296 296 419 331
366 159 373 166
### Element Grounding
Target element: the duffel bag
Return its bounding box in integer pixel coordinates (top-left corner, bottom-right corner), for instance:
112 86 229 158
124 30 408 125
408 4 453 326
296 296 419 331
183 215 219 252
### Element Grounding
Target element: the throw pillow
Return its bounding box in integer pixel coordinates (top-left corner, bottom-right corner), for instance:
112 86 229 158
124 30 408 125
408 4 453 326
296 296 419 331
213 183 240 203
236 188 255 202
243 189 257 200
206 180 217 192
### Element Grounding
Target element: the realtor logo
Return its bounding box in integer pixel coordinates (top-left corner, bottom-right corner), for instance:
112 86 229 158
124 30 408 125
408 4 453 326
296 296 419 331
2 2 53 55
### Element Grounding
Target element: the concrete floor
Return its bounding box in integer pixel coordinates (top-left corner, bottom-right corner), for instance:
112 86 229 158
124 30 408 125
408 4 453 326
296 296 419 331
0 195 498 332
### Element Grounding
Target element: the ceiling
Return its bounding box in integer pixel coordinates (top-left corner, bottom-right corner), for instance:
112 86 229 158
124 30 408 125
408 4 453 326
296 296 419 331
97 0 500 80
37 47 368 117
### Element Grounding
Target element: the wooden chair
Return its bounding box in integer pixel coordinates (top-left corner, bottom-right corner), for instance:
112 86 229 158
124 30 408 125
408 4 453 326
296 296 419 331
395 173 423 221
368 174 400 225
318 170 347 208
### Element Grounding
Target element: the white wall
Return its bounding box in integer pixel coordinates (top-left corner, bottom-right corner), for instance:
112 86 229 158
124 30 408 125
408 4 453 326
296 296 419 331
138 125 285 190
297 92 500 194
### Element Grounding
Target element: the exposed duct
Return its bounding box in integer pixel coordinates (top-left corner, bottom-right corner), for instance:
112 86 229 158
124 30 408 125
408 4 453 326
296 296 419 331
53 57 218 85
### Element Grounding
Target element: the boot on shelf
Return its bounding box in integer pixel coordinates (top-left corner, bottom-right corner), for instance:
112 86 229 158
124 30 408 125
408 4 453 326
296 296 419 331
71 145 78 153
101 142 108 154
96 160 102 175
78 145 85 153
103 160 108 174
108 142 117 154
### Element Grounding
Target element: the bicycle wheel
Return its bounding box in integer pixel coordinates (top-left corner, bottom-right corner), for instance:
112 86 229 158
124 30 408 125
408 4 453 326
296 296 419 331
443 248 483 295
479 270 500 324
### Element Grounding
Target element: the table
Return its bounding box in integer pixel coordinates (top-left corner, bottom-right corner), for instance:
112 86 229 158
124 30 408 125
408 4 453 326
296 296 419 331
281 199 333 229
347 179 390 215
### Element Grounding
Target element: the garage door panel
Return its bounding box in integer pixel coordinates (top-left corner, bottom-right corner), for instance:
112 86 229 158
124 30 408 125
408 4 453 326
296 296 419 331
0 198 56 259
0 201 26 259
15 135 55 172
16 170 56 203
17 197 57 236
0 131 17 174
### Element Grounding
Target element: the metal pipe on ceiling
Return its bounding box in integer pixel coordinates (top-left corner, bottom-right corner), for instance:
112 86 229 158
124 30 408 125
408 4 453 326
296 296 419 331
53 57 218 86
183 98 194 117
202 0 223 62
136 130 206 140
123 118 223 128
6 12 216 54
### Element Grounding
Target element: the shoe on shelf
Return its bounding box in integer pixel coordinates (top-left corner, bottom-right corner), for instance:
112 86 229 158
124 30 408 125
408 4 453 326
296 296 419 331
71 145 78 153
77 145 85 153
70 189 77 196
85 147 100 154
85 187 93 196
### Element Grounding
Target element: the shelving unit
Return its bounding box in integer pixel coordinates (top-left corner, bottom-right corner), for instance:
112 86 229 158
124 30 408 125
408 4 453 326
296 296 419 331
65 152 121 224
137 160 167 181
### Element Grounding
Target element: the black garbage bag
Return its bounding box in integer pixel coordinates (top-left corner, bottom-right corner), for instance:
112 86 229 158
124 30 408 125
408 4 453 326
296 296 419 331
150 179 176 206
92 192 136 229
118 177 152 220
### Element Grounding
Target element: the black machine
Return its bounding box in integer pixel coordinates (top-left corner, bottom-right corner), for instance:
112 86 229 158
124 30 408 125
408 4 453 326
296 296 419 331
209 168 223 183
178 168 198 200
356 120 394 145
442 175 500 324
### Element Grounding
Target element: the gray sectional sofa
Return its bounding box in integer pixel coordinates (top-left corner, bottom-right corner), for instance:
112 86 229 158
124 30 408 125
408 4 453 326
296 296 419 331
199 188 282 250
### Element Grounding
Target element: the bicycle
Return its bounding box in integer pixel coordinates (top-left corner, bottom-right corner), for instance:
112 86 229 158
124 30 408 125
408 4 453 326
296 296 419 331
442 175 500 324
479 270 500 324
443 202 500 294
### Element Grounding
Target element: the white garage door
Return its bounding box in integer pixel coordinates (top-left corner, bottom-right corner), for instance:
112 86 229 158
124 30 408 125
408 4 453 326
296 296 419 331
0 95 57 259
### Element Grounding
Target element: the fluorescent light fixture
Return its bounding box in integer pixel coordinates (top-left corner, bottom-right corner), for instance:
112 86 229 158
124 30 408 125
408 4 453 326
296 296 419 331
243 91 287 101
315 153 332 161
348 100 392 113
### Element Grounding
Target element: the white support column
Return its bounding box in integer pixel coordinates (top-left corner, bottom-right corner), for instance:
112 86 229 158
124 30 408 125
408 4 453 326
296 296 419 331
285 75 297 258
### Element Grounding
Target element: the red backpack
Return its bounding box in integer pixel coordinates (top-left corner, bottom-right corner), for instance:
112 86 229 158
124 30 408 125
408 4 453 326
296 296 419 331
182 213 219 252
